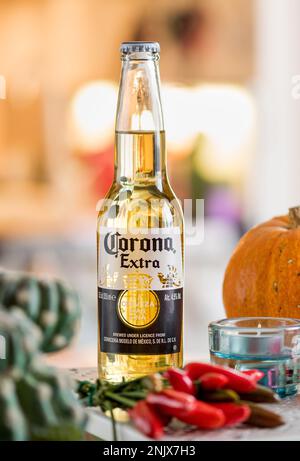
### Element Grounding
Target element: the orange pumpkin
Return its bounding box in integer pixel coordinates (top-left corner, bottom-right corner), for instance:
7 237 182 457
223 207 300 318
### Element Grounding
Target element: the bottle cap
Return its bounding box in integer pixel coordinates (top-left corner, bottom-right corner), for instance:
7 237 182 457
120 41 160 55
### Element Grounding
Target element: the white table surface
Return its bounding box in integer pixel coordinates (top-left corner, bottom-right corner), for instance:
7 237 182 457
70 368 300 442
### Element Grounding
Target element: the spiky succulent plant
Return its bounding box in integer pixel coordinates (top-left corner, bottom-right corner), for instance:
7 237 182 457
0 269 81 352
0 268 85 441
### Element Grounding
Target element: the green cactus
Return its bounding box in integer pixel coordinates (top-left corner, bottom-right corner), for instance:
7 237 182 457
0 306 42 373
0 269 81 353
0 309 86 441
0 378 28 441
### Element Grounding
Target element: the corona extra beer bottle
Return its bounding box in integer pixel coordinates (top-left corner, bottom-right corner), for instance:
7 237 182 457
97 42 184 382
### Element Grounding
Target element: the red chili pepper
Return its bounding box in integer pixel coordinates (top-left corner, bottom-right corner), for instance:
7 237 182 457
164 368 196 395
129 400 164 439
185 362 257 393
200 372 229 390
242 369 264 382
209 402 251 426
146 389 196 417
175 400 226 429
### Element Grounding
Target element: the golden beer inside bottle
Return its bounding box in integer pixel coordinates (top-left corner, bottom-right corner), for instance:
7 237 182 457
97 131 183 382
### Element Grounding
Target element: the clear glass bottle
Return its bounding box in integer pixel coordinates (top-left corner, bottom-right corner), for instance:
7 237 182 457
97 42 184 382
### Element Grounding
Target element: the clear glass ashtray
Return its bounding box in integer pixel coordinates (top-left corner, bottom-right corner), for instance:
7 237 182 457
209 317 300 397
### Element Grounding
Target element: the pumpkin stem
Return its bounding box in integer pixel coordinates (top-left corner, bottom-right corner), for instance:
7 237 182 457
289 206 300 228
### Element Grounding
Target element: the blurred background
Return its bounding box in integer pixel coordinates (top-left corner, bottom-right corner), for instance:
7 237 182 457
0 0 300 367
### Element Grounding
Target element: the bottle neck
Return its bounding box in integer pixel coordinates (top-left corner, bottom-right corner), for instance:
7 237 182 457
114 54 166 185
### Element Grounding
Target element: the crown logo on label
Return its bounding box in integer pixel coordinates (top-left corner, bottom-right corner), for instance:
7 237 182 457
123 273 153 290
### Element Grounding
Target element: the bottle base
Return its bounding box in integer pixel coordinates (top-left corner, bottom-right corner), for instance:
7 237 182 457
98 351 183 383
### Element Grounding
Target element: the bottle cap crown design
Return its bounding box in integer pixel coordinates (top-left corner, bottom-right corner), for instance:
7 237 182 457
120 41 160 55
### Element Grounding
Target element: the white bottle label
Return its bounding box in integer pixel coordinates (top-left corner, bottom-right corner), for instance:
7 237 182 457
98 227 183 291
98 227 184 355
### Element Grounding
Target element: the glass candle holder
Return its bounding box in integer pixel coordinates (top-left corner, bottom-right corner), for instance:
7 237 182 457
209 317 300 397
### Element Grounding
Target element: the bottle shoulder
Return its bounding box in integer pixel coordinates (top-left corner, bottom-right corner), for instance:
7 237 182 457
97 182 183 230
